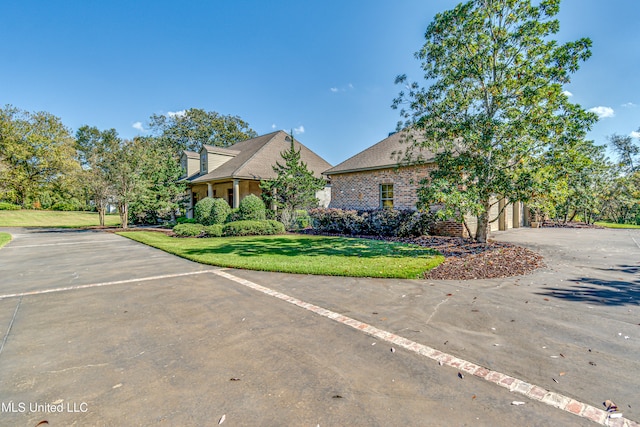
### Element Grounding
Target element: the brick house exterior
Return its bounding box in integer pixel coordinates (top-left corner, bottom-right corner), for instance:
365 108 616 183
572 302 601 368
323 131 524 237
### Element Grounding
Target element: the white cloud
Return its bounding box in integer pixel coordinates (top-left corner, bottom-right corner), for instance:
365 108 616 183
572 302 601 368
588 106 615 118
348 83 354 89
293 125 305 134
167 110 186 118
271 123 277 129
330 87 338 93
132 121 145 132
622 102 637 108
631 131 640 139
562 90 573 97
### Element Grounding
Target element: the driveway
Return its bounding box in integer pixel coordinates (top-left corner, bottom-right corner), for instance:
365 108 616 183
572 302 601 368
0 227 637 426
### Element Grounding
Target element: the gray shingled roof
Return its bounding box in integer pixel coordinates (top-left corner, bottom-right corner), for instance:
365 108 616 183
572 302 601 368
183 150 199 159
189 130 332 183
323 131 436 176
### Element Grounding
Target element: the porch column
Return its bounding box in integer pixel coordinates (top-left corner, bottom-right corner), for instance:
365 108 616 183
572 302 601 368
233 179 240 208
498 198 506 231
513 202 521 228
207 183 213 198
187 187 194 219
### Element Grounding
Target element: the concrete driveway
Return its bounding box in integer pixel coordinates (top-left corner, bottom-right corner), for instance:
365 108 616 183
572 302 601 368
0 227 637 426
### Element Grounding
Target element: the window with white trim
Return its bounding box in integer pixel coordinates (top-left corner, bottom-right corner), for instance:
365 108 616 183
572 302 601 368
380 184 394 209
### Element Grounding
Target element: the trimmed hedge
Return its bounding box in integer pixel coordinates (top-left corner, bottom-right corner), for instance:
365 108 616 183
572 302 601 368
238 194 266 221
194 197 216 225
223 220 286 236
204 224 224 237
176 217 196 224
308 208 434 237
195 197 232 225
0 202 21 210
173 223 205 237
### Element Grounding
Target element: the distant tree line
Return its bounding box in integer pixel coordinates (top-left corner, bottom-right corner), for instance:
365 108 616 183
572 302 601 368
0 105 256 227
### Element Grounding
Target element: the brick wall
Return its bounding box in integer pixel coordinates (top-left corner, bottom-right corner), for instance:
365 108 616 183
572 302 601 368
328 165 434 210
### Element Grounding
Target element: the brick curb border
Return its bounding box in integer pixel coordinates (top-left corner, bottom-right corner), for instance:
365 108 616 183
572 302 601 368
212 269 638 427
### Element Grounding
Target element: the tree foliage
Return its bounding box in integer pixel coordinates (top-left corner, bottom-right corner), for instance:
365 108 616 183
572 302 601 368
393 0 597 241
148 108 257 152
0 105 80 207
260 133 326 223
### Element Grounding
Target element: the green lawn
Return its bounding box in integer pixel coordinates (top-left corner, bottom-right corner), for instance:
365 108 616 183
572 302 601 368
595 221 640 229
119 231 444 279
0 232 11 249
0 210 121 228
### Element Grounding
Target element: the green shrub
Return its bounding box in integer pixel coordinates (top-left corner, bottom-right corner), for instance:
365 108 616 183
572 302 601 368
51 201 79 211
173 223 205 237
203 224 224 237
238 194 266 221
0 202 21 210
226 208 241 223
223 220 286 236
210 198 232 225
194 197 215 225
308 208 434 237
176 217 196 224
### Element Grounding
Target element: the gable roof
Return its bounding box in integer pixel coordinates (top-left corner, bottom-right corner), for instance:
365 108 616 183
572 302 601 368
182 150 199 159
188 130 332 183
323 130 436 176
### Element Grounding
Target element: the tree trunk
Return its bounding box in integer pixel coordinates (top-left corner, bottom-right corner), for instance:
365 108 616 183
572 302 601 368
119 203 128 229
475 199 491 243
98 207 106 227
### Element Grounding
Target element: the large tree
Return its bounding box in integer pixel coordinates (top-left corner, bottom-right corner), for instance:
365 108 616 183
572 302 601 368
260 132 326 223
0 105 79 207
148 108 257 152
393 0 597 242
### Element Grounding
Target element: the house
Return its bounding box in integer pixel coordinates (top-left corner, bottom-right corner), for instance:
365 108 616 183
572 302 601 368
323 131 525 237
180 130 332 217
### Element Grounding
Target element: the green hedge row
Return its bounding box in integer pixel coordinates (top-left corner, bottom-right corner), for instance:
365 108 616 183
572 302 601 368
173 220 285 238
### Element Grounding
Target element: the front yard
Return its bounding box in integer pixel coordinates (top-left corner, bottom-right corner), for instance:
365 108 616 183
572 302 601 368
0 210 121 228
118 231 444 279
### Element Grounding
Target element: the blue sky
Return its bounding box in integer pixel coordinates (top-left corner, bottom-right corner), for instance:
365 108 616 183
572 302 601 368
1 1 638 165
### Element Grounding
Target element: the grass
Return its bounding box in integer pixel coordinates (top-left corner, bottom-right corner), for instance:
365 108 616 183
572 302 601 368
595 221 640 229
118 231 444 279
0 210 121 228
0 232 11 249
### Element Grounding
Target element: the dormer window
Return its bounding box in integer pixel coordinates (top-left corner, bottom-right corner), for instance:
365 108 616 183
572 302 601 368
200 152 207 173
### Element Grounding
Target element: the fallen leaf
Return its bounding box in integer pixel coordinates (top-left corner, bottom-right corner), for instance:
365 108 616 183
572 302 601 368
458 372 464 379
390 347 396 353
553 378 559 383
559 372 566 376
446 293 453 296
218 414 226 425
438 361 443 366
35 422 49 427
511 401 526 406
230 378 241 381
332 395 343 399
559 353 565 358
589 361 597 366
472 395 476 400
544 298 550 301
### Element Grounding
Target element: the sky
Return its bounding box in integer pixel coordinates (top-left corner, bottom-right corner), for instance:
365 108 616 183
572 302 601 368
1 0 638 166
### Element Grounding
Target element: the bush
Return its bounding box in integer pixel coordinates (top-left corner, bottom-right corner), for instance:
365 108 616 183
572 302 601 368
173 223 205 237
308 208 434 237
194 197 231 225
294 210 312 229
210 198 232 225
194 197 215 225
203 224 224 237
238 194 266 221
223 220 286 236
51 201 79 211
0 202 21 210
176 217 196 224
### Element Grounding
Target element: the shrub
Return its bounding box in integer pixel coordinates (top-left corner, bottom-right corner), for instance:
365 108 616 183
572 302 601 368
226 208 241 223
223 220 286 236
238 194 266 221
0 202 21 210
176 217 196 224
294 210 312 229
194 197 215 225
308 208 434 237
203 224 224 237
210 198 232 225
51 201 79 211
173 223 205 237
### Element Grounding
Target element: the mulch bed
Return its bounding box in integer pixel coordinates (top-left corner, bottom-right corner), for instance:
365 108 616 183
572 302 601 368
302 230 545 280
